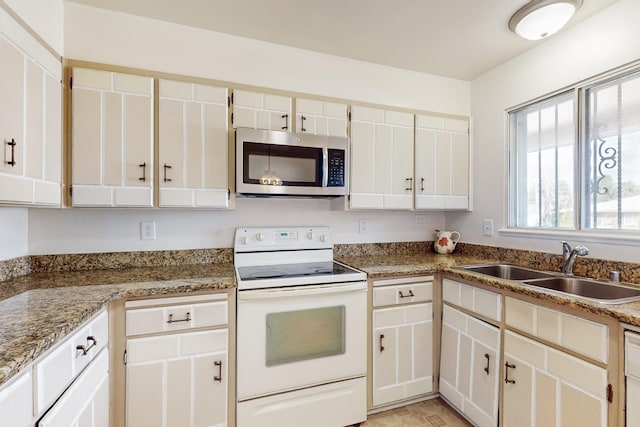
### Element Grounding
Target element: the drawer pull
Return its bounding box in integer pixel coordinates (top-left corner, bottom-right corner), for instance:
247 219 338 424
484 353 490 375
167 312 191 324
398 290 415 299
504 362 516 384
6 138 16 167
76 336 97 356
379 334 385 352
214 360 223 382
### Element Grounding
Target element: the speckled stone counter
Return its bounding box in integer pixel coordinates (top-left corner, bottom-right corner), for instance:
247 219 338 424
338 252 640 331
0 262 235 388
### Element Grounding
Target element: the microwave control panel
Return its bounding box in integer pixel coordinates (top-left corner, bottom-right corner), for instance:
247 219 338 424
327 149 345 187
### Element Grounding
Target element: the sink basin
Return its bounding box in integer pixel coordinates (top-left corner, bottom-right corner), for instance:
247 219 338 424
523 277 640 304
456 264 557 281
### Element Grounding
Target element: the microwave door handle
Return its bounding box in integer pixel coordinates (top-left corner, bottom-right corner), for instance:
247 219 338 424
322 148 329 188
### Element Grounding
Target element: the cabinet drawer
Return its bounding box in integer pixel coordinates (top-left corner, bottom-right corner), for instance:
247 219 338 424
36 309 108 415
505 297 608 364
373 282 432 307
442 278 501 322
126 293 228 336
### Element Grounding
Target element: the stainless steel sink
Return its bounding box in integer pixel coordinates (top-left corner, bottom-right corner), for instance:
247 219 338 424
523 277 640 304
455 264 557 281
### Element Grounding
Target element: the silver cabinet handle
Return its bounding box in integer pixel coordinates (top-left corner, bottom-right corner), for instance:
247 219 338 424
398 289 414 299
505 362 516 384
214 360 223 382
76 336 97 356
167 312 191 324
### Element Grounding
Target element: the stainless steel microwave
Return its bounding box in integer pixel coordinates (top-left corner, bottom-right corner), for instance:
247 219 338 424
235 128 348 197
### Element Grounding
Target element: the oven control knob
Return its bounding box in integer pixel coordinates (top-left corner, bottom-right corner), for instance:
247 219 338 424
256 233 265 241
241 236 250 245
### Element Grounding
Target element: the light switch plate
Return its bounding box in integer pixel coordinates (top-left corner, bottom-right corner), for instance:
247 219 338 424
483 219 494 236
141 221 156 240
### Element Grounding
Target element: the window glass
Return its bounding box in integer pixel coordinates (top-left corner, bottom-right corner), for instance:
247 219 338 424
510 92 575 228
583 71 640 231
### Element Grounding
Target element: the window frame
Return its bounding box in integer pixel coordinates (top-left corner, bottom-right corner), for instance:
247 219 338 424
506 62 640 239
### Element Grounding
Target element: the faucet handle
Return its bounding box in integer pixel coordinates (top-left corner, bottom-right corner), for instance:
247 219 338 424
574 245 589 256
561 241 571 258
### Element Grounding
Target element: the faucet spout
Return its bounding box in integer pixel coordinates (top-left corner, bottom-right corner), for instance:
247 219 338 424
561 242 589 275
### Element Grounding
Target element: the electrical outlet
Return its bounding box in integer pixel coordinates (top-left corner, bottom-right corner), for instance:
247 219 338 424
415 214 427 224
358 219 368 234
483 219 494 236
141 221 156 240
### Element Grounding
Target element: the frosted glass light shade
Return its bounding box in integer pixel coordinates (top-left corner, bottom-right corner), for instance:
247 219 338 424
509 0 582 41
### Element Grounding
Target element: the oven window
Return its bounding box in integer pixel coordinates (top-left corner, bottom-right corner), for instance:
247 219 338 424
265 306 345 366
243 142 322 186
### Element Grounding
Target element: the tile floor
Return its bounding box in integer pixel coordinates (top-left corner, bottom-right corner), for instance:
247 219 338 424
361 398 471 427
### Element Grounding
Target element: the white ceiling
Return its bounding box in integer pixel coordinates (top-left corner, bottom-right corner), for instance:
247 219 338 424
64 0 618 81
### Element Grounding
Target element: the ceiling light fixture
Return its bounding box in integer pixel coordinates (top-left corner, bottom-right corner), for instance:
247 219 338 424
509 0 583 41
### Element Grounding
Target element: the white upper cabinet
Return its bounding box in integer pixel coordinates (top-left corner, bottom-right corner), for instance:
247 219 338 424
350 105 414 210
295 98 347 137
71 68 154 207
0 9 62 207
158 79 229 208
415 114 470 210
232 89 292 131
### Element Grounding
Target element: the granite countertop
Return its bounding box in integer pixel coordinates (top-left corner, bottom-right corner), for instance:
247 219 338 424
0 263 235 388
339 253 640 329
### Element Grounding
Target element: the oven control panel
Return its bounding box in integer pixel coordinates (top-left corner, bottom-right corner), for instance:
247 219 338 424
234 227 332 252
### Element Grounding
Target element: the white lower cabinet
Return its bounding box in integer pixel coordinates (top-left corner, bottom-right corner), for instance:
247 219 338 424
125 293 229 427
439 305 499 427
625 331 640 426
503 330 608 427
371 276 434 407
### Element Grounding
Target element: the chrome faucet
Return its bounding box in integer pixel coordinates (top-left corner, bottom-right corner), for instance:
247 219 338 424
561 241 589 275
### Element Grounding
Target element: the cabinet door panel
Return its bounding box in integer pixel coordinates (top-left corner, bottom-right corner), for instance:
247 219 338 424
72 89 101 185
0 370 33 427
124 95 152 187
391 126 414 196
25 60 43 180
373 124 392 194
373 327 396 388
167 358 191 427
44 73 62 183
204 103 228 188
350 121 374 193
435 132 451 195
471 342 497 418
535 371 556 427
185 101 203 188
503 355 533 427
451 133 469 196
413 321 432 379
0 37 24 175
126 363 164 427
104 92 123 186
194 353 227 426
159 98 185 187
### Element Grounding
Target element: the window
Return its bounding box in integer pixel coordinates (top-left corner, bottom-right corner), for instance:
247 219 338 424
509 67 640 233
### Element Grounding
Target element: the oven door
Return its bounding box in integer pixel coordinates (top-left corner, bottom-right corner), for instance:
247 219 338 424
236 281 367 401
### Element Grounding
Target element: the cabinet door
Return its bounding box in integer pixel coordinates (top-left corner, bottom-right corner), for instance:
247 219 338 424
415 114 469 210
71 68 154 207
296 98 347 137
37 349 109 427
232 89 292 131
350 106 413 210
126 329 228 427
503 330 607 427
0 30 62 206
372 303 432 407
440 305 499 427
0 369 33 427
159 79 229 208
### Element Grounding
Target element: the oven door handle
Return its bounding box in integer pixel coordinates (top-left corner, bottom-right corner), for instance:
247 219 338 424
238 282 367 300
